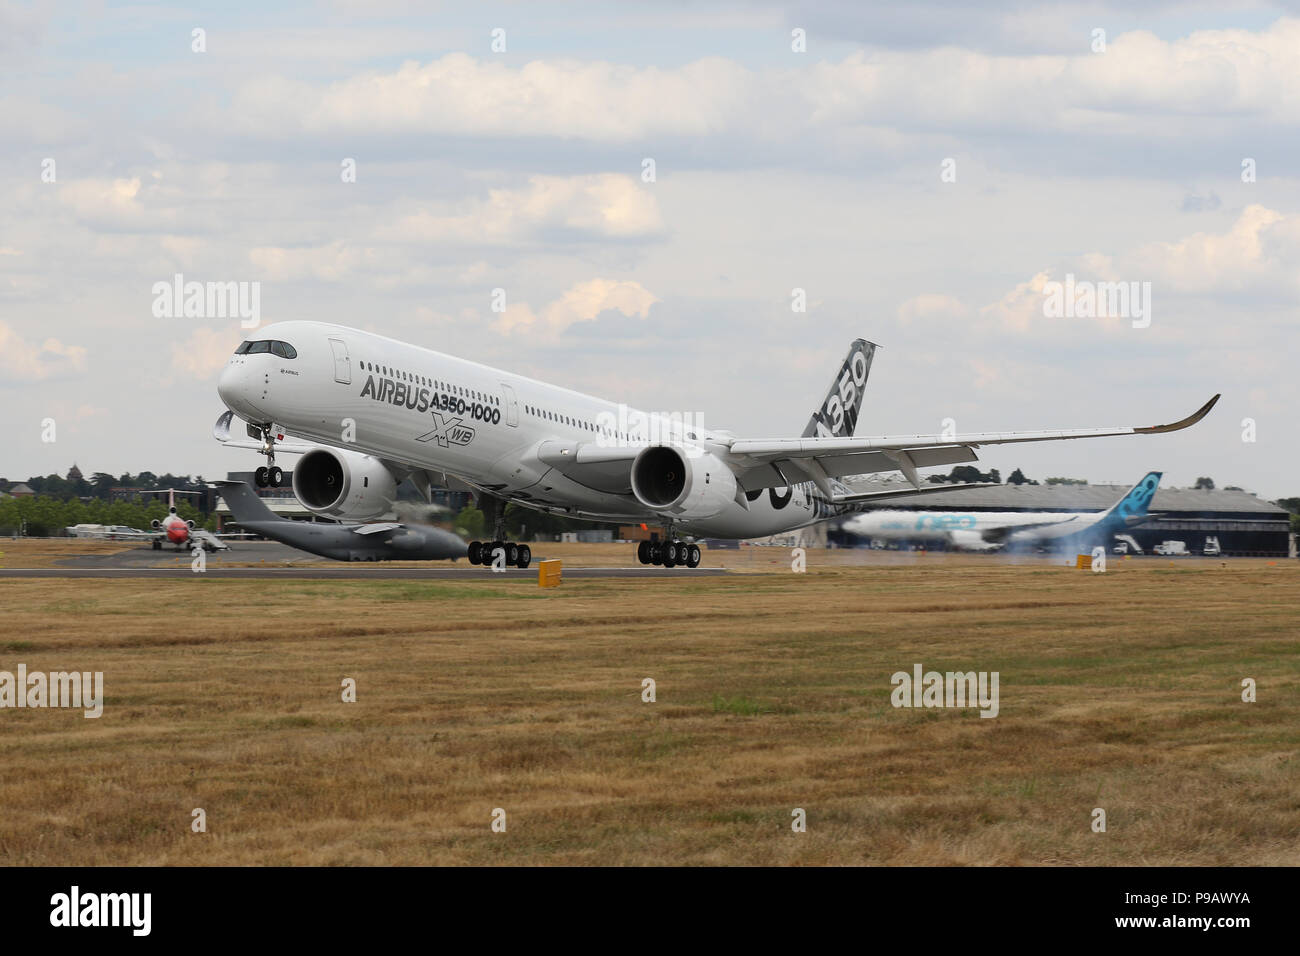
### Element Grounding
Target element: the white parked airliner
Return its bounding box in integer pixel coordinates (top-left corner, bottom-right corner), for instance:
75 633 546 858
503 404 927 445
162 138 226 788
843 471 1162 552
214 321 1218 569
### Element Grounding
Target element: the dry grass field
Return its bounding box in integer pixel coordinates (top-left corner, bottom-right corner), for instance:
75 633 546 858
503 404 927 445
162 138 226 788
0 543 1296 865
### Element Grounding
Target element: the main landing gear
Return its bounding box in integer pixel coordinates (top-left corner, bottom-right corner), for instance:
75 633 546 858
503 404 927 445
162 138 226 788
468 540 532 569
637 539 702 569
468 492 531 568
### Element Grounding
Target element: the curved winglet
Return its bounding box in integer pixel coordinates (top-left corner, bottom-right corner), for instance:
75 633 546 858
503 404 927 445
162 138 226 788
1134 394 1220 434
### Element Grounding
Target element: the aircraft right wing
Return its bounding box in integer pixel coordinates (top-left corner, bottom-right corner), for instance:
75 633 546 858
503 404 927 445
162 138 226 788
727 395 1220 492
352 523 402 535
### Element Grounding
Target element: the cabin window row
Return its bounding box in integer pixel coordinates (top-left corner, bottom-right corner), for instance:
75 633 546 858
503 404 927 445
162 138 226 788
524 403 637 442
359 361 499 406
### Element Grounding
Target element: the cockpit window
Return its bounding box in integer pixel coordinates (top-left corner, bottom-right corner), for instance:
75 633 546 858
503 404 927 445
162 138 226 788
235 339 295 357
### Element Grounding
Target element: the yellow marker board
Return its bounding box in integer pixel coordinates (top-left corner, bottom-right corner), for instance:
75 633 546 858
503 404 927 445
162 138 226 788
538 559 562 588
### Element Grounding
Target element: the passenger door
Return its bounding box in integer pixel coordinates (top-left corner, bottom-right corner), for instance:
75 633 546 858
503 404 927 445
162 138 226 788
500 382 519 427
329 338 350 384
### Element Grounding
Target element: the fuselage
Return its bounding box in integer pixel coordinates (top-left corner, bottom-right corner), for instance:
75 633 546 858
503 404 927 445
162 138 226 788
845 509 1104 550
236 519 466 562
217 321 839 538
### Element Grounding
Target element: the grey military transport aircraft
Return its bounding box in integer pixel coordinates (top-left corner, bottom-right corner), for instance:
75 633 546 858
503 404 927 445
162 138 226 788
215 480 468 562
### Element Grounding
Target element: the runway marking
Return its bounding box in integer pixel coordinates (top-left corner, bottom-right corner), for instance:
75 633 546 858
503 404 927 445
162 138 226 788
0 566 729 579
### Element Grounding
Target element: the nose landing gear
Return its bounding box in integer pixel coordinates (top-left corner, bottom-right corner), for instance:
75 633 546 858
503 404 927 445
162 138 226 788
253 426 285 488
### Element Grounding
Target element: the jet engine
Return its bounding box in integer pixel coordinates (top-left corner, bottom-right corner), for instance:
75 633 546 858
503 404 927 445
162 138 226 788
948 529 1001 552
630 445 737 520
292 447 397 521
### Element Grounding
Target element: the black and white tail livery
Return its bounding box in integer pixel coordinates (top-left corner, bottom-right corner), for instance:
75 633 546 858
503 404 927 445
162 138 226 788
801 338 877 438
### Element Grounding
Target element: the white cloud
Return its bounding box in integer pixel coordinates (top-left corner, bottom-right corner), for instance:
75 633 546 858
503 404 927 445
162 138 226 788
380 174 664 243
984 205 1300 334
224 20 1300 145
167 327 243 381
0 321 87 381
231 53 755 140
496 278 659 336
897 293 968 325
1127 204 1298 294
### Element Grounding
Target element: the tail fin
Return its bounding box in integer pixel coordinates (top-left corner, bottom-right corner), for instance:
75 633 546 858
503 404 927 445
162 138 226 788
801 338 877 438
1102 471 1162 526
214 480 281 524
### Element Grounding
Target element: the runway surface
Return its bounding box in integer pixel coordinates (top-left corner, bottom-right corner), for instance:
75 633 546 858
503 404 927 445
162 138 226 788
0 540 729 579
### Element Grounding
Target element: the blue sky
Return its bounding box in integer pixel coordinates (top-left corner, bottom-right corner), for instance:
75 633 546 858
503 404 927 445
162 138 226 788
2 0 1298 497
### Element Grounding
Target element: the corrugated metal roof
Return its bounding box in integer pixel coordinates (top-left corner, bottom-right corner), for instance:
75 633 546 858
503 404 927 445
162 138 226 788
846 479 1287 515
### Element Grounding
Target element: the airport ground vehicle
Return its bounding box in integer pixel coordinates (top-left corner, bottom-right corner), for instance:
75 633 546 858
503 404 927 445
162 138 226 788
1154 540 1189 555
1113 534 1143 555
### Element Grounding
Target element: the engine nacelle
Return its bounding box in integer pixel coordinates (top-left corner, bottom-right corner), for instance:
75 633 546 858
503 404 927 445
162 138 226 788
948 529 1000 552
630 445 737 520
292 447 397 521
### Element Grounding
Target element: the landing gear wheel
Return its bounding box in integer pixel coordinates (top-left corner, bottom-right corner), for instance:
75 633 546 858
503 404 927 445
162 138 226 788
516 545 532 569
662 544 677 568
506 543 519 565
269 466 283 488
255 466 269 488
637 540 651 565
649 543 663 566
151 539 161 551
686 544 701 568
468 541 483 564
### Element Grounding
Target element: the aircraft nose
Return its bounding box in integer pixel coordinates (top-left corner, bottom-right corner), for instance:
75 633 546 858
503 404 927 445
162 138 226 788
217 360 252 415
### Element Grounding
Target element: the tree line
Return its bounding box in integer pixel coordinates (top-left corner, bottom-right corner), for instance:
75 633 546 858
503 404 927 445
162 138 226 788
0 494 214 538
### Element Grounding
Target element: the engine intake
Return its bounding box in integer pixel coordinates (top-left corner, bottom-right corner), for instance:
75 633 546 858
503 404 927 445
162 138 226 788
630 445 737 520
292 447 397 521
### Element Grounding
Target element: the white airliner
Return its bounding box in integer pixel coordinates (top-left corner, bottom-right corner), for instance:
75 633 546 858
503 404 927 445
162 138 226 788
843 471 1162 552
100 490 231 552
213 321 1218 569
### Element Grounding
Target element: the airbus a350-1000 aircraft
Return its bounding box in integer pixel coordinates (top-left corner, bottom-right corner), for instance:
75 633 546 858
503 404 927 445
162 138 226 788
213 321 1218 569
843 471 1163 552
